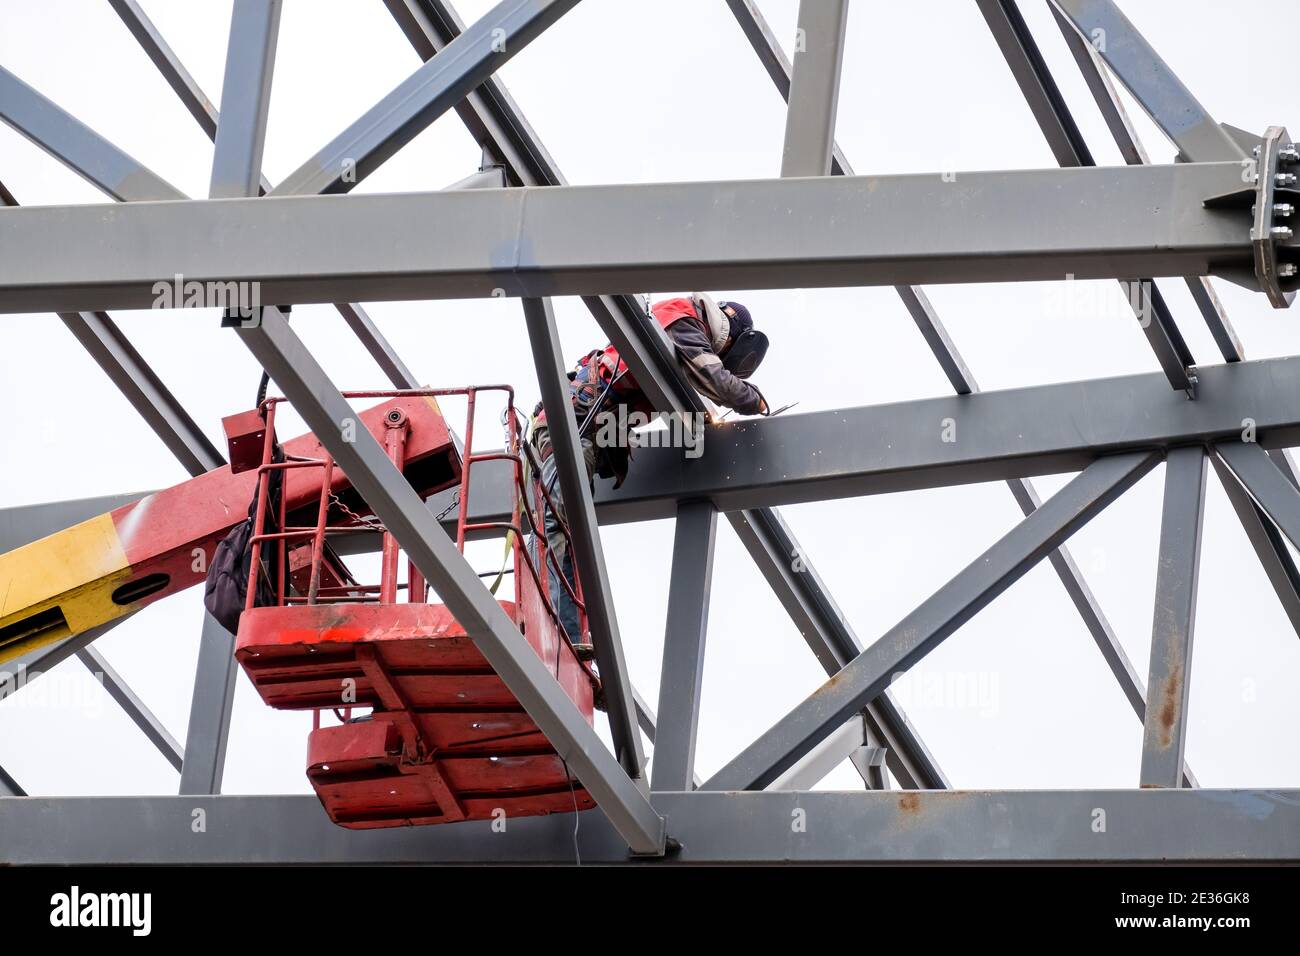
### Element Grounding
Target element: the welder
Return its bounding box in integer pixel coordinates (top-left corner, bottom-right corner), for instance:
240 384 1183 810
529 294 770 655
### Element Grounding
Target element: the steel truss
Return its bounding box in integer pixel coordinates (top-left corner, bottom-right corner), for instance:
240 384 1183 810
0 0 1297 863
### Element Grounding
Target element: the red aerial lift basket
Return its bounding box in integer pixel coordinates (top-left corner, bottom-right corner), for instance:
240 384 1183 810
233 387 601 829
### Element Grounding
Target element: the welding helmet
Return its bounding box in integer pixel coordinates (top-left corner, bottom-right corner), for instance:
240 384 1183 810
718 301 768 379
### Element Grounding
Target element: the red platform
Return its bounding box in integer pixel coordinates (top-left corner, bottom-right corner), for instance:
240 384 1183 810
236 595 599 828
232 386 600 830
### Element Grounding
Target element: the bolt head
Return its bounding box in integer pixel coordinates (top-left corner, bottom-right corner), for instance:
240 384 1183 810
1280 144 1300 163
1271 226 1294 240
1279 263 1298 278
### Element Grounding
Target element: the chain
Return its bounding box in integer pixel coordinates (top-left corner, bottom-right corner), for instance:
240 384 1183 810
432 489 461 523
327 491 385 531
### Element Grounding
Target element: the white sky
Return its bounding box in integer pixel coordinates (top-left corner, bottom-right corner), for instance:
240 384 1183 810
1 0 1297 800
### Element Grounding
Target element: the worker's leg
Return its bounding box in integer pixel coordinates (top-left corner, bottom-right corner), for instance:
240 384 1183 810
530 425 598 645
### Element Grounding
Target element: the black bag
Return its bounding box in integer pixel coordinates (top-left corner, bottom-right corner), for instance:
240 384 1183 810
204 446 284 634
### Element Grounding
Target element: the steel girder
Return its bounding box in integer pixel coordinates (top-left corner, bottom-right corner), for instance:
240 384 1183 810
2 790 1297 863
780 0 849 178
1139 446 1206 788
651 502 718 792
1050 0 1249 164
0 160 1276 314
13 356 1300 537
597 356 1300 521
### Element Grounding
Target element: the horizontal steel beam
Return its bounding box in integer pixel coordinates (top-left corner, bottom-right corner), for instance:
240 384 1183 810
599 357 1300 521
0 161 1267 314
20 356 1300 551
1 790 1296 863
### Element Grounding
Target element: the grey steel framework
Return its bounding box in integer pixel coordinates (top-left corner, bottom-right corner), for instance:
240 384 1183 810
0 0 1296 862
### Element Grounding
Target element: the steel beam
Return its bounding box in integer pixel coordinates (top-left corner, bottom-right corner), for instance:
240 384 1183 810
76 646 184 772
651 501 717 792
1139 446 1206 788
177 612 240 794
781 0 849 178
723 0 854 176
20 359 1300 538
1215 441 1300 552
1049 2 1244 363
1211 456 1300 639
522 297 646 784
725 508 948 790
59 310 224 473
767 715 870 791
108 0 218 140
210 0 282 200
0 65 185 201
271 0 580 196
631 686 702 790
1005 474 1197 788
703 451 1161 791
179 0 285 797
0 161 1268 313
1049 0 1248 163
0 765 24 797
598 357 1300 521
235 307 665 854
2 789 1297 863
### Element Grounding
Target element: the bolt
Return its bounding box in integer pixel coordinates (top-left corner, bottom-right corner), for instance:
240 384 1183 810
1271 226 1294 240
1281 263 1298 278
1277 203 1296 217
1277 172 1298 187
1253 145 1261 157
1280 144 1300 163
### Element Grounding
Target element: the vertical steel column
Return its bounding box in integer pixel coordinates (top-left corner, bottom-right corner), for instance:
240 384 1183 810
520 297 647 784
1140 447 1207 788
180 0 284 796
178 613 240 794
651 501 717 791
209 0 282 200
781 0 849 177
236 308 665 853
